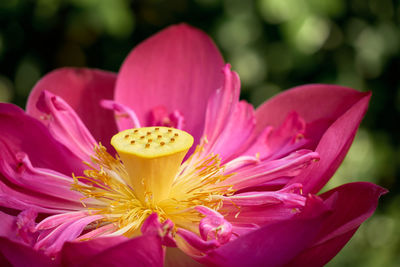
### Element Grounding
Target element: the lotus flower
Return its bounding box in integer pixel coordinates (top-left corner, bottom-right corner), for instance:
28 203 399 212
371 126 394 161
0 24 386 267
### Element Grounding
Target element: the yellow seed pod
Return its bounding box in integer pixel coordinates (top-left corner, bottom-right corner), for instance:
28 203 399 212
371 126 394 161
111 127 194 203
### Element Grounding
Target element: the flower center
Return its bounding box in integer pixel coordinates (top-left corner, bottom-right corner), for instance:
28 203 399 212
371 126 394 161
72 127 234 237
111 127 193 203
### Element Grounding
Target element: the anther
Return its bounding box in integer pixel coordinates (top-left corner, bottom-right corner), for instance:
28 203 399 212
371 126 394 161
155 127 160 131
170 138 175 142
148 139 152 143
145 143 150 148
124 134 129 138
157 135 162 139
168 129 172 133
174 133 179 137
147 132 151 136
140 136 145 139
160 142 165 146
130 140 135 144
134 129 139 133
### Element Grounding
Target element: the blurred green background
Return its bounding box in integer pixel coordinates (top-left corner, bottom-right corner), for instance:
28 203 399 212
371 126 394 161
0 0 399 265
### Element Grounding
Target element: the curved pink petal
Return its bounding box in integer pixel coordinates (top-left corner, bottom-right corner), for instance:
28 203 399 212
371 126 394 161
199 195 330 266
202 65 241 154
0 141 88 205
0 103 84 175
62 235 164 267
36 91 97 161
222 150 319 190
0 175 84 213
35 214 103 256
115 24 225 149
100 99 141 130
286 182 387 266
26 68 117 149
288 92 371 193
221 184 306 230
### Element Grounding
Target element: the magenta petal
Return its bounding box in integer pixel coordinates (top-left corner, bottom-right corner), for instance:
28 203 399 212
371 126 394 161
115 24 225 147
0 142 86 204
288 92 371 193
201 196 330 266
0 211 19 241
36 91 97 161
0 103 84 175
61 236 127 264
255 84 368 130
26 68 117 149
0 237 55 267
286 182 387 266
62 235 163 267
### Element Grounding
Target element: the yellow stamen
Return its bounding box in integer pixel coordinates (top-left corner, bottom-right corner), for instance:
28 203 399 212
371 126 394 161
72 128 235 238
111 127 193 203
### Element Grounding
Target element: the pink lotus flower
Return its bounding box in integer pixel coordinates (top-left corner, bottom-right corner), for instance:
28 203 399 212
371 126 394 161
0 24 386 267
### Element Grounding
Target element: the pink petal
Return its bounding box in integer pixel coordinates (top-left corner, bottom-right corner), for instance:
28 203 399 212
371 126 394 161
286 182 387 266
114 24 225 149
0 210 37 247
141 213 176 247
62 235 164 267
255 84 368 132
36 91 97 161
35 214 103 255
0 211 20 241
222 149 319 190
0 178 83 213
199 195 330 266
196 206 232 245
61 236 127 264
26 68 117 150
100 99 141 130
177 228 219 252
0 103 84 175
202 65 241 155
0 237 56 267
221 184 306 229
0 141 89 205
245 111 308 160
208 101 255 162
288 92 371 193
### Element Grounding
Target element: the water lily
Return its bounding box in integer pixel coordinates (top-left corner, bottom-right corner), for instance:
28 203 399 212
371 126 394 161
0 24 386 267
